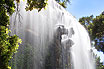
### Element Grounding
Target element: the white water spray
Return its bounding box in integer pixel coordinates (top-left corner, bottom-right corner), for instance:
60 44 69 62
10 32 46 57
10 0 95 69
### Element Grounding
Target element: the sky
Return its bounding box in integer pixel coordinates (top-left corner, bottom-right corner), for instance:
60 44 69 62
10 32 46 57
66 0 104 19
66 0 104 63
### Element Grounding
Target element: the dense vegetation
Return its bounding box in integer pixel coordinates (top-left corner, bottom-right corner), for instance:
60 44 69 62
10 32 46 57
96 56 104 69
55 0 70 8
79 12 104 68
79 12 104 53
17 0 70 11
0 0 22 69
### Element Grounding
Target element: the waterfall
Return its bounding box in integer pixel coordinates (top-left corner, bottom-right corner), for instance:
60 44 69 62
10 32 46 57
70 21 95 69
10 0 95 69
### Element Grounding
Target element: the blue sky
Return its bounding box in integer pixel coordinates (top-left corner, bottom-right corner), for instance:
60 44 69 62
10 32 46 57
66 0 104 19
66 0 104 63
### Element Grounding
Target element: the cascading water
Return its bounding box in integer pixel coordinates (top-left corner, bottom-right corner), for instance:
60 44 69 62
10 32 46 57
10 0 95 69
70 20 95 69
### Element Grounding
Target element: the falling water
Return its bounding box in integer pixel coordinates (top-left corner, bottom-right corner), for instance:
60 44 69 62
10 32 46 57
70 21 95 69
10 0 95 69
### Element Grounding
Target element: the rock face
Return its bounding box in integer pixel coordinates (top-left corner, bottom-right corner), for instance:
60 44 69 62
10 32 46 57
45 25 74 69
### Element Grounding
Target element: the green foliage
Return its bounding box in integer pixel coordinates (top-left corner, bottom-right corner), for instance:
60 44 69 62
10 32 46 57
25 0 48 12
16 0 70 11
79 12 104 53
0 0 15 26
16 0 48 12
92 13 104 39
0 0 22 69
79 15 93 37
55 0 70 8
9 42 34 69
16 0 70 12
96 56 104 69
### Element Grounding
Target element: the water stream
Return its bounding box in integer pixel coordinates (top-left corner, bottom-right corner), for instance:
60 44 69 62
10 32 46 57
10 0 95 69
